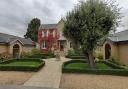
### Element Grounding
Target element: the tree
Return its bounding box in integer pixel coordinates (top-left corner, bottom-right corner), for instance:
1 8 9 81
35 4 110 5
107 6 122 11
24 18 41 42
63 0 120 68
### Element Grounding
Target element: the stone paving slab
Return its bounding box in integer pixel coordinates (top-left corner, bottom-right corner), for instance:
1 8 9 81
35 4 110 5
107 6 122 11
24 57 70 88
0 85 59 89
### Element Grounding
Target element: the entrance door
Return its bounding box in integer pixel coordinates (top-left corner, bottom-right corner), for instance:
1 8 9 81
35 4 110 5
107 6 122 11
13 44 20 58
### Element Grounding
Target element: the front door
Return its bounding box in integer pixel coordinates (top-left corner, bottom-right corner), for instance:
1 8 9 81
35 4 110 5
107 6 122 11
13 44 20 58
59 40 66 51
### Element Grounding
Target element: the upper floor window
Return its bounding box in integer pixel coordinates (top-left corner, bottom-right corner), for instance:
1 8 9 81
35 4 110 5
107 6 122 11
42 31 47 37
53 30 55 37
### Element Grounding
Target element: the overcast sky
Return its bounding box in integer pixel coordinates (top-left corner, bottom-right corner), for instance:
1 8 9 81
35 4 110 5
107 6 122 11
0 0 127 37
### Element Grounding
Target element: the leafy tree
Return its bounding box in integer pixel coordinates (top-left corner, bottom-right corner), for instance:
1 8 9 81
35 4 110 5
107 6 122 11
63 0 120 68
24 18 41 42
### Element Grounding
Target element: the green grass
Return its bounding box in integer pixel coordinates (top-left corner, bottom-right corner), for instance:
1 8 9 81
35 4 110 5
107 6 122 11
0 61 41 67
65 62 112 69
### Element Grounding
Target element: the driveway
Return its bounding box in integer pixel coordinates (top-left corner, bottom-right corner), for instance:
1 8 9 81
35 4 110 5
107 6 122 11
24 57 70 88
0 85 59 89
0 71 34 85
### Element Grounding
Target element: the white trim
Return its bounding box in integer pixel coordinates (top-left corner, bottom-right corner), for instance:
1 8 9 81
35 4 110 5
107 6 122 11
9 39 24 45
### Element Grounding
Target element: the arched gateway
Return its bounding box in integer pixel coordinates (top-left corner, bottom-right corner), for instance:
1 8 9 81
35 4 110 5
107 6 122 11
13 44 20 58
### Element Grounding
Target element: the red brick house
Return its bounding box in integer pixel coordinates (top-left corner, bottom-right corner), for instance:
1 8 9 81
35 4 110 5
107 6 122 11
38 19 72 55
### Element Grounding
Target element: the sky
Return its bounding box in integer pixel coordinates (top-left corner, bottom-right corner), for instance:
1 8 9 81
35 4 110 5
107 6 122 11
0 0 127 37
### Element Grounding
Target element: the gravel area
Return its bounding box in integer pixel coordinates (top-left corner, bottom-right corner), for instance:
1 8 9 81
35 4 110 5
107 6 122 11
60 73 128 89
0 71 34 85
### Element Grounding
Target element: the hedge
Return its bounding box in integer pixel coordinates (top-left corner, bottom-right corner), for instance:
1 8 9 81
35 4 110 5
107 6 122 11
65 55 87 59
62 60 128 76
0 59 45 71
26 53 55 59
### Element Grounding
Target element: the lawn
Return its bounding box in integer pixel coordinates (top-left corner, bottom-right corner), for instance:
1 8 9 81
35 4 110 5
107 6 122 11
65 62 112 69
0 59 45 71
0 61 41 67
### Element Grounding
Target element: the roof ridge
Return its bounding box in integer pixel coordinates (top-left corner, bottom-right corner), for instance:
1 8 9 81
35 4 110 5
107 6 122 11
0 32 23 39
116 29 128 34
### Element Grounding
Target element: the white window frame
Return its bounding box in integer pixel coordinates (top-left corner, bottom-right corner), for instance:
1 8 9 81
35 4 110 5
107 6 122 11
53 30 55 37
42 31 44 37
47 30 49 37
42 40 46 49
42 31 47 37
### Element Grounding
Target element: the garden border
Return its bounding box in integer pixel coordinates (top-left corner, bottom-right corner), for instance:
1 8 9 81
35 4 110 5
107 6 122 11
0 58 45 71
62 60 128 76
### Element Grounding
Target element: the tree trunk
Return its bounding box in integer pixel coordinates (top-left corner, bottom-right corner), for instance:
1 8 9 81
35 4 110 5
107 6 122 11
88 50 96 69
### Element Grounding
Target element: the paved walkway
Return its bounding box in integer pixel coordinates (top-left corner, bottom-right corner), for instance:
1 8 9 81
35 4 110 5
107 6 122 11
24 57 70 88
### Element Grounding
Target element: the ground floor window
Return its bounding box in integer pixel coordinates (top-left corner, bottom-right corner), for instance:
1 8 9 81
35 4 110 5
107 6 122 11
42 40 46 49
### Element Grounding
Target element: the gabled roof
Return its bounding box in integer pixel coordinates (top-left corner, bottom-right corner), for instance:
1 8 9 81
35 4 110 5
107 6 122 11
40 24 57 29
108 30 128 42
0 33 34 46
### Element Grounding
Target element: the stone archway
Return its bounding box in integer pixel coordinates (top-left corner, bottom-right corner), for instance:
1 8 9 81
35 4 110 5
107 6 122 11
13 44 20 58
105 44 111 59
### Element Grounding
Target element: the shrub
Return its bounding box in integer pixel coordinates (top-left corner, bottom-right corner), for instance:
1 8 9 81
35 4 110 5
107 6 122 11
109 56 120 65
66 49 86 59
67 50 76 56
94 50 103 60
21 48 55 59
21 51 31 58
67 49 84 56
0 52 12 62
66 55 86 59
31 48 41 55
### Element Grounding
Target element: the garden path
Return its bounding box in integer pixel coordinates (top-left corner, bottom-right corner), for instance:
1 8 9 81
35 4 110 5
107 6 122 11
24 57 70 88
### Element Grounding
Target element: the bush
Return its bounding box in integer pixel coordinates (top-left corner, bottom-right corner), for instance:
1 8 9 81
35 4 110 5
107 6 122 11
67 49 84 56
21 48 55 59
21 51 31 58
62 60 128 76
103 61 125 69
0 59 45 71
65 55 86 59
95 52 103 60
0 52 12 62
109 56 120 65
31 48 41 55
67 50 76 56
